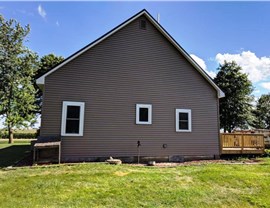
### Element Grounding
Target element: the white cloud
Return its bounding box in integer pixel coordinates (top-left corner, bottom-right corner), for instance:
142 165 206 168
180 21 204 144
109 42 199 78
56 21 60 27
190 54 216 78
38 5 46 19
206 71 216 79
261 82 270 90
190 54 206 70
216 51 270 83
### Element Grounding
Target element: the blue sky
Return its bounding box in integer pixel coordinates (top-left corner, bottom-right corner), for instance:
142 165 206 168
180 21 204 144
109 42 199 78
0 2 270 127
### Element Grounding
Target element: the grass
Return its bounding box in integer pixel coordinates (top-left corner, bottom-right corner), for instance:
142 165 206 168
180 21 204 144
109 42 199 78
0 139 32 168
0 158 270 207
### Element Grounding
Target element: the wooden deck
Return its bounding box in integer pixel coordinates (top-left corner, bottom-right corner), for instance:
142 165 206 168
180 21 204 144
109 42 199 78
220 133 265 155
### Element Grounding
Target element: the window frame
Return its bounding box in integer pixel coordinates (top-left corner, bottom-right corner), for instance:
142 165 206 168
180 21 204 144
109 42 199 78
176 109 192 132
61 101 85 136
136 104 152 125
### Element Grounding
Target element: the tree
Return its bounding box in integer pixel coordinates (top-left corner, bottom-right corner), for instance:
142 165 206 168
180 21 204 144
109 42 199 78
214 61 253 132
34 54 64 114
0 15 38 143
252 94 270 129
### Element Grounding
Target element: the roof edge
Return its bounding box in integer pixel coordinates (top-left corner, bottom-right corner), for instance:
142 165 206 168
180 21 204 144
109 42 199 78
36 9 148 85
142 10 225 98
36 9 225 98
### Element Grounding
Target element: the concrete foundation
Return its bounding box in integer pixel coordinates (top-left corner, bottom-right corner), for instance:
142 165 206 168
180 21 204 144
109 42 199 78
61 155 216 164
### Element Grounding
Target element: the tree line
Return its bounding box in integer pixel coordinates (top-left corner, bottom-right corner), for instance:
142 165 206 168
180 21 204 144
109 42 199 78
0 15 269 143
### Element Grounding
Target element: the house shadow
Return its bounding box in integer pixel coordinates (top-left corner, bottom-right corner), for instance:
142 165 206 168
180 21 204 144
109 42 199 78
0 145 31 168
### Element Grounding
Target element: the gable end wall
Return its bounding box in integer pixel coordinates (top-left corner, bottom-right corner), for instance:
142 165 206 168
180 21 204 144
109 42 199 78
41 16 219 160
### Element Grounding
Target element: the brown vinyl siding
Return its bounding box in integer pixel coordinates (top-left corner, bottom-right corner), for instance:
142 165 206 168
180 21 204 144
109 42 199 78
40 15 219 160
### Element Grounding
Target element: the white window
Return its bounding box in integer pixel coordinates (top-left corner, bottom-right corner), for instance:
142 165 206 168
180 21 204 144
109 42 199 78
176 109 192 132
61 101 85 136
136 104 152 125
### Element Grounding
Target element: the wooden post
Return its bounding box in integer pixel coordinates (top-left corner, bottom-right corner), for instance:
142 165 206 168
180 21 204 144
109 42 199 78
262 135 265 153
241 134 244 154
220 134 223 155
37 149 39 164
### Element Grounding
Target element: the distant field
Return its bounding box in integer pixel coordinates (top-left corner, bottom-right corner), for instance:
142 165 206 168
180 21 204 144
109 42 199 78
0 129 37 133
0 129 37 139
16 129 37 133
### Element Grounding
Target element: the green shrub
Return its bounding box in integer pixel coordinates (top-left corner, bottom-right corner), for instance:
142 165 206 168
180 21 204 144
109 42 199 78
264 149 270 157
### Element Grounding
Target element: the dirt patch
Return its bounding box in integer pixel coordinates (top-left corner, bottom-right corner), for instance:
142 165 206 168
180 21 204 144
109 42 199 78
223 158 263 165
127 159 263 167
12 155 264 168
114 171 130 176
128 160 223 167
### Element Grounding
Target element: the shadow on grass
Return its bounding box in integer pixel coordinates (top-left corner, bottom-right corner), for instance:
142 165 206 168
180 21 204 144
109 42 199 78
0 145 31 168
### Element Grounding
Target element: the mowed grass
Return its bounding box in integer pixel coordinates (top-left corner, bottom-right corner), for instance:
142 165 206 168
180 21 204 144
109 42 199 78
0 139 32 167
0 159 270 208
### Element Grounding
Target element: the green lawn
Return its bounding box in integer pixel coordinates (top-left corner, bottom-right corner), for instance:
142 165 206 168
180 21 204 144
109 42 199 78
0 139 32 168
0 159 270 207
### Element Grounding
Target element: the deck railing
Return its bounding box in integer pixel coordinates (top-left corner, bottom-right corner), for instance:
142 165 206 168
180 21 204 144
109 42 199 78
220 133 265 154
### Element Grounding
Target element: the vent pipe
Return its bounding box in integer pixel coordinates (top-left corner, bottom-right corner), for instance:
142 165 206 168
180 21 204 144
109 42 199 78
157 13 160 23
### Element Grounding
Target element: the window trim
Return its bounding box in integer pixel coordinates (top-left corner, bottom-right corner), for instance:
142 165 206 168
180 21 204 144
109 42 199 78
176 109 192 132
136 104 152 125
61 101 85 136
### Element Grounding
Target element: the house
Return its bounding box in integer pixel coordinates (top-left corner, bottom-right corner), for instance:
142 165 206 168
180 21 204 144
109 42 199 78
36 9 225 163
